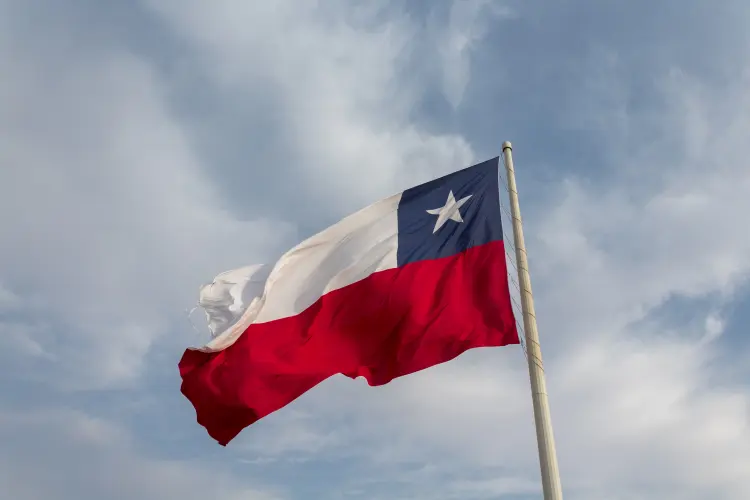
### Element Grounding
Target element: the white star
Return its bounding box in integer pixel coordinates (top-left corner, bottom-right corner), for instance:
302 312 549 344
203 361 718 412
426 190 473 234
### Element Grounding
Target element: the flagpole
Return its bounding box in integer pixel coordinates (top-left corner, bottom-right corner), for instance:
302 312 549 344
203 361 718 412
502 142 564 500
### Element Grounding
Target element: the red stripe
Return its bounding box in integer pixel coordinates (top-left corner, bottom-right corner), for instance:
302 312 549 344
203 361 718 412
179 241 518 445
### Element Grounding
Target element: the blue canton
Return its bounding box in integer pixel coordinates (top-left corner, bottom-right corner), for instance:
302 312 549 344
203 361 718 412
396 157 504 267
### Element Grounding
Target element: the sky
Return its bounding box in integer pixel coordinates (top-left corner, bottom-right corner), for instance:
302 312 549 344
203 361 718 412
1 0 750 498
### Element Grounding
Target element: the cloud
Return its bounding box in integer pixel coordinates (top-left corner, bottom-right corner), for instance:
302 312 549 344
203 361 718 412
0 409 283 500
0 1 292 388
144 0 476 219
2 0 750 499
433 0 513 108
551 336 749 499
531 58 750 343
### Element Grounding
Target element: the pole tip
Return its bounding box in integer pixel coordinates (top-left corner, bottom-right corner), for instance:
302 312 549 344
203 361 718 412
502 141 512 151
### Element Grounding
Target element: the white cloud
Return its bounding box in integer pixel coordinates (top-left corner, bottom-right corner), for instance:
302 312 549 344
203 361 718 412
0 409 283 500
435 0 513 108
144 0 476 215
702 313 725 344
531 60 750 343
0 3 293 388
2 1 750 499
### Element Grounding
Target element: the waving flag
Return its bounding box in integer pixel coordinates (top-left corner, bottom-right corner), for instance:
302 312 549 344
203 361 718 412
179 157 519 445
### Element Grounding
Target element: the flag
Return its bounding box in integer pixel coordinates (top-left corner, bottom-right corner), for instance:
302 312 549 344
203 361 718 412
179 157 519 445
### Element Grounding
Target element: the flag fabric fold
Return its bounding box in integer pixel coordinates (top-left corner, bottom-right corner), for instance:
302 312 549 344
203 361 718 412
179 157 519 445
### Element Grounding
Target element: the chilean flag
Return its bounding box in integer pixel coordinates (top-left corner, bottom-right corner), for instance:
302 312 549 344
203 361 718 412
179 157 519 445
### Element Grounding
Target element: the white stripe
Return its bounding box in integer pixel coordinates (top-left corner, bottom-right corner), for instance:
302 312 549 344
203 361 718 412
197 193 401 352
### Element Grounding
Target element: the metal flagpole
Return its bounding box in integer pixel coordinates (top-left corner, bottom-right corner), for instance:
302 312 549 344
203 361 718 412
502 142 564 500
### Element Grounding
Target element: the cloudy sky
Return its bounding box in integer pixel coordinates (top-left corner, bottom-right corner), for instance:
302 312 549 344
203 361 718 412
2 0 750 498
